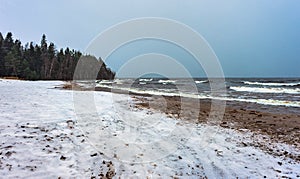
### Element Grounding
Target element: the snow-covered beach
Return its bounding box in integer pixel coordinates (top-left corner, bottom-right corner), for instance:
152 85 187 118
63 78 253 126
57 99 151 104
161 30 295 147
0 79 299 178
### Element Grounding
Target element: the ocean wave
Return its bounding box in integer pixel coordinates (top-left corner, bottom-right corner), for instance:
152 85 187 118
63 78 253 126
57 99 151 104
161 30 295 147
243 81 300 86
139 78 153 82
158 80 176 84
114 79 124 84
230 86 300 94
96 83 187 97
214 97 300 108
98 80 114 84
96 79 124 85
195 80 207 84
95 84 300 107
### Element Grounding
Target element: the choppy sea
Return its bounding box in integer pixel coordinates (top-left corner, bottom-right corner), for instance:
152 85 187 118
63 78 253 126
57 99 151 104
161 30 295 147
94 78 300 111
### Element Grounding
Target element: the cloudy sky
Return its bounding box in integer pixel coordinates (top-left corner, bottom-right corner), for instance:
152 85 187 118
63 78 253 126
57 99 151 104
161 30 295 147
0 0 299 77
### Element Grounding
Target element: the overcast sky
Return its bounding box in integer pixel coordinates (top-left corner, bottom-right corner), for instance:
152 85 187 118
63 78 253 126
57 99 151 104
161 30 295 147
0 0 299 77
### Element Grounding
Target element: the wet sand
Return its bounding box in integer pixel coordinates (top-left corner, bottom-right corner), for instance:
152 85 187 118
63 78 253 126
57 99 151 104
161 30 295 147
134 95 300 161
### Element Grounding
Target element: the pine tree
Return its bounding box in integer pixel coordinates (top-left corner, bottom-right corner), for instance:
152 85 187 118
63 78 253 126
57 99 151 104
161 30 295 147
4 40 22 77
0 32 4 76
0 32 115 80
3 32 14 53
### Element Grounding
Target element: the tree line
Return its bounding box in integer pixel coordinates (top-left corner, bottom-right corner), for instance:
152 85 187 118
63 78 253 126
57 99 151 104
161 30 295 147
0 32 115 80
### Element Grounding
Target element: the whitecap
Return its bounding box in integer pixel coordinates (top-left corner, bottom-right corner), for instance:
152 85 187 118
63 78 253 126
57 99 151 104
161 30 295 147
95 84 300 107
158 80 176 84
139 78 153 82
195 80 207 84
230 86 300 94
243 81 300 86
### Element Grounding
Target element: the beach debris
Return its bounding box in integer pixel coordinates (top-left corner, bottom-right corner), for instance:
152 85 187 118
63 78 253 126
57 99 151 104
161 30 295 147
215 149 223 156
66 120 75 129
105 161 115 179
238 128 248 132
5 151 14 158
60 155 66 161
241 142 248 147
90 153 98 157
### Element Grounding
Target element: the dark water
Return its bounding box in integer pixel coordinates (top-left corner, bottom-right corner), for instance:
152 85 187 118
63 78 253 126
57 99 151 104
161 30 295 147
96 78 300 109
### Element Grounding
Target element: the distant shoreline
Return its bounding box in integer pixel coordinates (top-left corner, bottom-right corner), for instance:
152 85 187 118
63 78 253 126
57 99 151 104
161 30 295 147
0 77 21 80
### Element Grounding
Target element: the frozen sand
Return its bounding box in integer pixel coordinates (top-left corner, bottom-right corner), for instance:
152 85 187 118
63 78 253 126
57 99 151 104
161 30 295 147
0 80 299 178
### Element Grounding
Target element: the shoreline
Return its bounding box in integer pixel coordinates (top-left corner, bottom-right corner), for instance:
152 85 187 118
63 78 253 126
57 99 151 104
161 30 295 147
62 83 300 162
98 86 300 162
